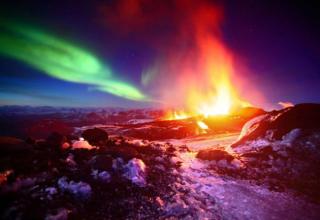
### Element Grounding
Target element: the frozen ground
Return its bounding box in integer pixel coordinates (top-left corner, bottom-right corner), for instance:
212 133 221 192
167 132 239 151
165 133 320 220
2 105 320 219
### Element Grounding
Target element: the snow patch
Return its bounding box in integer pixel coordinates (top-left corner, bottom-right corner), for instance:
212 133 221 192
112 157 125 170
91 170 111 182
234 128 302 154
281 128 301 146
57 177 91 199
123 158 147 187
45 187 58 200
65 153 76 167
233 138 271 154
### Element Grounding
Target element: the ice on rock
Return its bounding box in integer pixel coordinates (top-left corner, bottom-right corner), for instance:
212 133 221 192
123 158 147 187
233 138 271 154
235 128 302 154
281 128 301 146
45 187 58 200
112 157 125 170
98 171 111 182
91 170 111 182
46 187 58 194
65 153 76 167
58 177 91 199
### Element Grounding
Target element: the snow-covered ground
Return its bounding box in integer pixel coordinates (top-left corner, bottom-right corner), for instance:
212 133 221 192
167 132 239 151
165 133 320 220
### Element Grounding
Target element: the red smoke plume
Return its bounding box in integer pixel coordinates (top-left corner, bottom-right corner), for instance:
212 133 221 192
101 0 264 113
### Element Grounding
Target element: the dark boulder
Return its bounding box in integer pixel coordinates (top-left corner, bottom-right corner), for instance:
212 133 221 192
197 149 234 162
106 146 139 161
46 132 67 148
269 103 320 139
82 128 108 146
89 155 113 170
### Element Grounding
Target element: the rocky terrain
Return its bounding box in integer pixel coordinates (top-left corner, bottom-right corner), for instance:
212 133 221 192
196 104 320 202
1 104 320 219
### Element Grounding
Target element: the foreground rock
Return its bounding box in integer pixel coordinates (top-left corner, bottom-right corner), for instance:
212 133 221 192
0 133 189 219
0 136 31 156
214 103 320 202
197 149 234 162
233 103 320 145
82 128 108 145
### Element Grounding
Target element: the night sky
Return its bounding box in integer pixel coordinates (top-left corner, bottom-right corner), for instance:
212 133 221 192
0 0 319 109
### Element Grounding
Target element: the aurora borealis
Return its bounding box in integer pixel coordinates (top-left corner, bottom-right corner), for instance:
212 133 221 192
0 0 320 108
0 22 147 102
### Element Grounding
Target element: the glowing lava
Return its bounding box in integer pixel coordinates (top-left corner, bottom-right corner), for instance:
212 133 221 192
163 110 189 120
197 121 209 130
154 2 254 122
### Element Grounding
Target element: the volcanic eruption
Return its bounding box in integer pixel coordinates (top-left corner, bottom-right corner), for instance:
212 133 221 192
1 0 320 219
102 0 261 120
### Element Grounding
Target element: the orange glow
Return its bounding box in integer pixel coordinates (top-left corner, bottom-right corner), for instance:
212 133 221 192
157 4 254 120
162 42 251 120
102 1 264 117
197 120 209 130
163 110 189 120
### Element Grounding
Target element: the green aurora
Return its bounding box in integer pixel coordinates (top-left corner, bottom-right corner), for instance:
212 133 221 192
0 22 148 101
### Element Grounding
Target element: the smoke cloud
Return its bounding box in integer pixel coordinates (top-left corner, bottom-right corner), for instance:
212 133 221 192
101 0 262 110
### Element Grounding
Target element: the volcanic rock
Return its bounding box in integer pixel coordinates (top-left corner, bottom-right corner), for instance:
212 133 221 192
46 132 68 149
0 136 31 156
82 128 108 145
197 149 234 162
89 155 113 170
232 103 320 146
106 146 139 161
230 103 320 201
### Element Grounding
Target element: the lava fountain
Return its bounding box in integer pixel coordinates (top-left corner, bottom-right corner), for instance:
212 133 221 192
162 36 252 120
146 1 254 120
